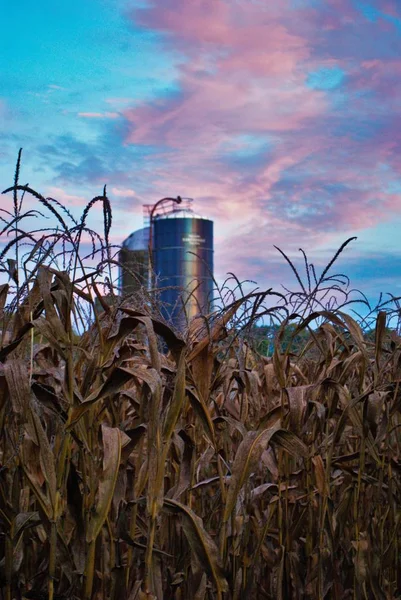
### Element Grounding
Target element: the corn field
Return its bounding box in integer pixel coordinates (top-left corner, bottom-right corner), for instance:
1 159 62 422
0 154 400 599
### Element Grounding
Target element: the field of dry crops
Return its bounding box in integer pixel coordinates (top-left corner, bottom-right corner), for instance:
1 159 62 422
0 155 400 599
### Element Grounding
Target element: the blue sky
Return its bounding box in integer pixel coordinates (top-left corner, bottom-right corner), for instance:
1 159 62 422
1 0 401 315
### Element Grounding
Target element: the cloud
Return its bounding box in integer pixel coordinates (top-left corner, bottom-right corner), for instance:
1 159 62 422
45 186 87 208
120 1 401 243
111 186 136 197
120 1 329 242
7 0 401 299
78 112 120 119
105 97 134 106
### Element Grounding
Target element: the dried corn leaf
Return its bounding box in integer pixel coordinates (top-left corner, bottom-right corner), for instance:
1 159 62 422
0 283 8 319
375 311 387 366
4 359 30 418
163 350 186 442
187 299 243 362
351 533 369 583
187 386 216 446
86 425 121 542
223 418 281 523
271 429 309 458
163 498 228 593
312 455 327 496
286 385 311 434
13 511 41 542
29 407 57 516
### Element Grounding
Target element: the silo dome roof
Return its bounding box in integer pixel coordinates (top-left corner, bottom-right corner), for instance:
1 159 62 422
122 226 149 250
155 208 205 220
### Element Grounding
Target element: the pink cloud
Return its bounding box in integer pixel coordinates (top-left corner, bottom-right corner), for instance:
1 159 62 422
131 0 233 48
125 0 323 150
381 1 399 17
45 186 87 208
111 187 136 197
112 0 401 285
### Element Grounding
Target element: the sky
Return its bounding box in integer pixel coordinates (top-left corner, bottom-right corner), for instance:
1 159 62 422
1 0 401 315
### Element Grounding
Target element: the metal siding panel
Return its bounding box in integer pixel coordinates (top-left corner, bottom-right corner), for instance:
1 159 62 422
154 217 213 326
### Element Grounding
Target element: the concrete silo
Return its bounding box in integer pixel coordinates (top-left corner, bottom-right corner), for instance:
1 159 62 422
119 227 149 296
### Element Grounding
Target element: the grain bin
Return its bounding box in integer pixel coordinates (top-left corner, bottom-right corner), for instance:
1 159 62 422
153 206 213 327
119 227 149 296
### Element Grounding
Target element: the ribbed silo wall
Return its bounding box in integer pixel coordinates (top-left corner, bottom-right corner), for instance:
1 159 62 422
153 217 213 326
119 247 148 295
119 227 149 296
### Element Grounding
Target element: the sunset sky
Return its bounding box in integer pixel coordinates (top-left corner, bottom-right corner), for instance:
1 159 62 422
1 0 401 310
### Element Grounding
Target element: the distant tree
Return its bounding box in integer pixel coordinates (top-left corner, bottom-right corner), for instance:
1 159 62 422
251 323 311 356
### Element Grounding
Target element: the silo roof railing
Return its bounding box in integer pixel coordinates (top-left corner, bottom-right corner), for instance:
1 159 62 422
154 208 207 220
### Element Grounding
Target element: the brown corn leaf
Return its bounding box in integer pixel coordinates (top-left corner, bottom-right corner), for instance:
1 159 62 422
169 431 194 500
312 455 327 496
36 266 69 342
0 322 34 361
67 367 136 426
261 448 279 480
273 345 287 389
264 362 280 396
86 425 121 543
145 369 164 517
187 386 216 446
12 512 41 544
337 350 364 383
271 429 309 458
187 299 243 362
163 349 186 442
6 258 18 284
29 407 57 517
132 315 161 373
163 498 228 594
351 533 369 583
249 483 296 502
339 312 369 361
193 572 207 600
223 418 281 523
286 385 311 434
32 316 68 358
213 415 247 438
191 344 214 405
375 311 386 365
135 459 150 498
0 283 8 320
118 307 185 356
4 359 30 418
121 424 147 462
365 391 387 438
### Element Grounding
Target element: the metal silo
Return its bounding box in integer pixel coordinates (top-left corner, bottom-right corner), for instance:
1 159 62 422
119 227 149 296
153 205 213 327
